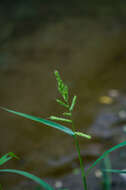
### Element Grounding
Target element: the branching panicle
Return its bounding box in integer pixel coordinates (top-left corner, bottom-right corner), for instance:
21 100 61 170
54 70 88 189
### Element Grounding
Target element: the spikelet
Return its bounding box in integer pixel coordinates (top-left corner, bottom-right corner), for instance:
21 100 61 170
54 70 69 103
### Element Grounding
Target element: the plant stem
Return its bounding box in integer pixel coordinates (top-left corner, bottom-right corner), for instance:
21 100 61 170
71 119 88 190
101 156 112 190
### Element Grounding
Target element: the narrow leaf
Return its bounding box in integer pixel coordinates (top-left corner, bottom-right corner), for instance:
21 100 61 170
0 107 74 136
56 99 69 108
103 169 126 174
0 154 11 166
0 152 18 166
0 169 54 190
86 141 126 175
69 96 77 112
50 116 72 123
75 132 91 139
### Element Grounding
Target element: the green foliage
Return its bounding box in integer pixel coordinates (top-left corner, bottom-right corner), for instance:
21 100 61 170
103 169 126 174
0 169 54 190
0 107 74 136
0 152 54 190
0 70 91 190
0 107 91 139
0 152 18 190
86 141 126 175
0 152 18 166
1 69 126 190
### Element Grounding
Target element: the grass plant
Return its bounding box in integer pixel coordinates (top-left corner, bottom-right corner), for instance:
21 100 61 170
0 70 126 190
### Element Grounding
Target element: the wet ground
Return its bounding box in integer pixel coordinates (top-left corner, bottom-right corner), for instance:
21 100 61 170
0 1 126 189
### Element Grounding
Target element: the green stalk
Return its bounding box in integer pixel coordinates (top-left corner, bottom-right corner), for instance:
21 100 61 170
71 118 88 190
101 156 112 190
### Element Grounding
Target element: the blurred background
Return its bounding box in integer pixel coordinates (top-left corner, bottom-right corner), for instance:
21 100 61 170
0 0 126 189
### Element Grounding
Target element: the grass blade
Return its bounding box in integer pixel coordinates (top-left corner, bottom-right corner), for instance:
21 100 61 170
0 107 74 136
86 141 126 175
0 153 12 166
0 169 54 190
0 152 18 166
103 169 126 174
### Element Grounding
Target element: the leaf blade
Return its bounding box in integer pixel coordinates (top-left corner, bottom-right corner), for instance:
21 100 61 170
0 169 54 190
0 152 18 166
86 141 126 175
0 107 74 136
103 169 126 174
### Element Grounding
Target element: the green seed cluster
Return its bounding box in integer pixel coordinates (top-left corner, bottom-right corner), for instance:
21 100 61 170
54 70 69 103
52 70 77 123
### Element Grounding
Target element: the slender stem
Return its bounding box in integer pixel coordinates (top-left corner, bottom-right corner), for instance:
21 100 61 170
71 119 88 190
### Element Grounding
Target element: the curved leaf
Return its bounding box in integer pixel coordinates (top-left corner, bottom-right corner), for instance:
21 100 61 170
0 152 18 166
0 169 54 190
86 141 126 175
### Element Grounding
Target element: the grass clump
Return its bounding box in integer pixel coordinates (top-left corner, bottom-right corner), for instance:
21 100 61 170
0 70 126 190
